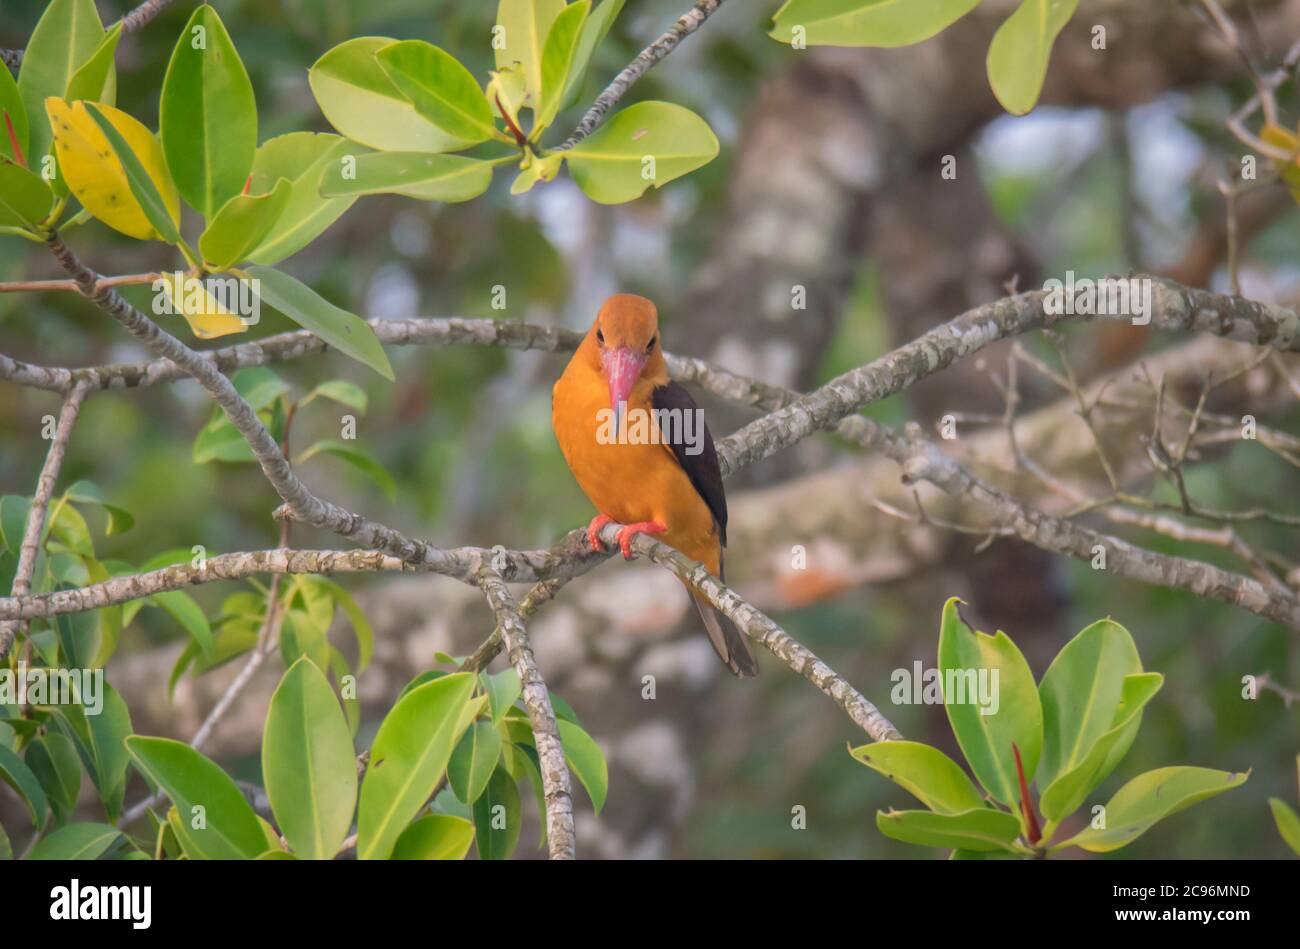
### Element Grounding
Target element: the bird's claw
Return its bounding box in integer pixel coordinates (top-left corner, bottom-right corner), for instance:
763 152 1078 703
585 514 615 551
615 521 667 560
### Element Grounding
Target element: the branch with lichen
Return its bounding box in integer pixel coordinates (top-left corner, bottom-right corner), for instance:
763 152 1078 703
476 569 576 860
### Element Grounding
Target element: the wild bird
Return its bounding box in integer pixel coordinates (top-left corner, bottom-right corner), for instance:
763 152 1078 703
552 294 759 678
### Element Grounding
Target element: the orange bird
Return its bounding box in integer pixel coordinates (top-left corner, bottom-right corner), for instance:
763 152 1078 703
552 294 758 678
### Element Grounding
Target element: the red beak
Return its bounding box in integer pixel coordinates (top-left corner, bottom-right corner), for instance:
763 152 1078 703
601 346 646 434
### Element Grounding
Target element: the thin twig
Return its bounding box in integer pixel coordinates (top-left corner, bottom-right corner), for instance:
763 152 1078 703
0 383 88 659
556 0 727 151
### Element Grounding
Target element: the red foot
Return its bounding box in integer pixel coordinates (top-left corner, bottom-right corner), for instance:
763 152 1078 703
615 521 666 560
585 513 615 551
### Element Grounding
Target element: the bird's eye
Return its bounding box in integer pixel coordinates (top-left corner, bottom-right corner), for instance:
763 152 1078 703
596 328 604 345
646 336 656 352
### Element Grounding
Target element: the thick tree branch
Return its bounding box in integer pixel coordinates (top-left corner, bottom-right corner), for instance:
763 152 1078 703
0 383 88 659
4 307 1298 634
0 318 585 394
716 278 1299 476
0 544 612 620
476 569 576 860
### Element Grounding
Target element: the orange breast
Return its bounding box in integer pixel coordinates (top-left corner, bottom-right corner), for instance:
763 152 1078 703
553 364 720 571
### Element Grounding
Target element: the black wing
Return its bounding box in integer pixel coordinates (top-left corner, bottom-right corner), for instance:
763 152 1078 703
651 382 727 547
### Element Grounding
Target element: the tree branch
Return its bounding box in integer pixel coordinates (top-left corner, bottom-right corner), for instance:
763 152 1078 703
3 0 181 73
556 0 727 151
716 277 1299 477
0 383 88 659
616 525 902 742
475 568 576 860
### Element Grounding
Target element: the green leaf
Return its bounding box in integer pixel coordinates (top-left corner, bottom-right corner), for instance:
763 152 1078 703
319 152 493 204
549 691 581 725
1059 767 1250 853
199 178 292 271
246 132 360 266
1 496 32 553
499 739 547 848
150 590 214 657
565 101 719 205
49 500 93 557
245 267 394 381
0 744 49 827
559 0 625 111
63 481 134 536
1039 673 1163 823
392 814 476 859
1037 618 1143 791
534 0 589 134
950 847 1017 860
65 22 120 106
770 0 980 47
302 379 368 414
26 730 82 826
230 366 290 411
494 0 567 109
431 785 473 821
0 55 29 164
875 807 1022 852
375 42 496 146
850 740 987 815
193 409 266 463
160 4 258 217
0 159 54 230
49 684 132 821
448 720 502 805
937 597 1042 807
279 608 331 673
986 0 1079 115
308 37 470 153
356 672 478 860
473 765 522 860
487 64 528 130
314 578 374 673
83 103 185 249
557 719 607 814
17 0 105 167
125 736 266 859
0 821 9 859
263 657 357 860
510 151 563 195
54 599 101 671
1269 797 1300 856
29 822 122 860
296 439 396 501
480 668 521 723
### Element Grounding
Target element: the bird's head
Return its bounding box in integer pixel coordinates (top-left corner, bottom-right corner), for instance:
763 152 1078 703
589 293 664 414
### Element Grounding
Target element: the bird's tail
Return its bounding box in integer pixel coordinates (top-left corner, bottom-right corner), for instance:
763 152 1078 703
690 589 759 678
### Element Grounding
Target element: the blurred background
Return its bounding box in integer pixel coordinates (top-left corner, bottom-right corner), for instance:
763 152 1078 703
2 0 1298 858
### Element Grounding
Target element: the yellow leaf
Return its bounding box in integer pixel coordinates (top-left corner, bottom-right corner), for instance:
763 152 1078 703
156 272 249 339
46 97 180 241
1259 123 1300 204
1261 122 1300 154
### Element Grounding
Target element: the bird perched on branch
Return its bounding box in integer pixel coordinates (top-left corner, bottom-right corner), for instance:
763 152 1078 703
552 294 758 678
